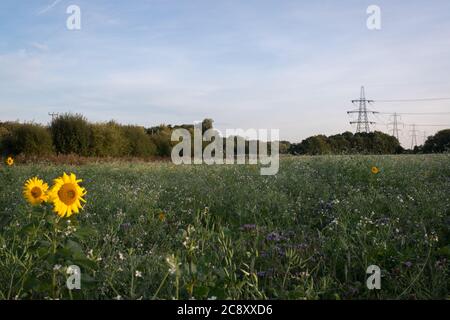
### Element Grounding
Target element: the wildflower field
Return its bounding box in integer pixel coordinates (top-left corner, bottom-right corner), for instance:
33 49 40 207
0 155 449 300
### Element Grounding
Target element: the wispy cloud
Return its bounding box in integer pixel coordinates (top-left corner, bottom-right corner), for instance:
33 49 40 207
37 0 62 16
31 42 49 51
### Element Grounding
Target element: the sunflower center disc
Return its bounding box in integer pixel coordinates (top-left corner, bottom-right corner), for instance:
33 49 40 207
31 187 42 198
58 184 77 205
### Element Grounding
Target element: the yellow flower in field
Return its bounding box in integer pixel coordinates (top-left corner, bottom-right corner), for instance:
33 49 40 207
23 177 49 206
49 173 87 218
6 156 14 166
371 166 380 174
158 212 166 222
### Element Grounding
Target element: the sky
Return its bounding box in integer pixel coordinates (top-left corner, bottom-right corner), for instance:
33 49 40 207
1 0 450 146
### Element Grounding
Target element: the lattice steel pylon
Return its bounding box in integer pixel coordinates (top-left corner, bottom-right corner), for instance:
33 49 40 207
347 86 376 133
410 124 418 149
388 112 402 140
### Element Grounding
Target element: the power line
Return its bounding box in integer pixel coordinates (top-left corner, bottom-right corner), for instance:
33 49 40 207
387 113 403 140
347 86 376 133
376 111 450 115
410 124 418 149
375 98 450 102
345 88 449 146
403 124 450 127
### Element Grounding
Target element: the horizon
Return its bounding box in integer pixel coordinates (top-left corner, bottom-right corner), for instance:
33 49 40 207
1 0 450 147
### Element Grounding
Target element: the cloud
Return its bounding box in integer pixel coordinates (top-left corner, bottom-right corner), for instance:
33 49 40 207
37 0 63 16
31 42 49 51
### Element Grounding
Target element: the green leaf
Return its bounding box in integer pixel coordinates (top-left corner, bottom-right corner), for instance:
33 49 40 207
73 226 98 241
64 240 84 256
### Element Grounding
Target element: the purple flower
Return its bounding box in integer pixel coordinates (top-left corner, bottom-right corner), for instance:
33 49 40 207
403 261 413 268
274 245 285 257
266 232 282 242
257 271 267 277
257 269 274 278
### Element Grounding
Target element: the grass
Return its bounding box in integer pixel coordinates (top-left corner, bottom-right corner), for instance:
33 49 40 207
0 154 449 299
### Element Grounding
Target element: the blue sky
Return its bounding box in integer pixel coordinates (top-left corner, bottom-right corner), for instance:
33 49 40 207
1 0 450 145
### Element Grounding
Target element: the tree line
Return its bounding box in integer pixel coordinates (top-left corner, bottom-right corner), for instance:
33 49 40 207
0 114 174 158
287 131 403 155
0 114 449 157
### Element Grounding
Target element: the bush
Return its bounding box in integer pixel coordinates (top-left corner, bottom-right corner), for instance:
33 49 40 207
9 124 53 156
51 114 91 156
149 125 173 157
89 122 127 157
122 125 157 157
0 124 12 155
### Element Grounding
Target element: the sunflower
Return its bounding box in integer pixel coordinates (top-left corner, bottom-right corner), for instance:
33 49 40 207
49 173 87 218
23 177 49 205
371 166 380 174
6 156 14 166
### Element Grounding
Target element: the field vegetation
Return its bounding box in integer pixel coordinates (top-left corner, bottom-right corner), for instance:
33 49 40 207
0 155 449 299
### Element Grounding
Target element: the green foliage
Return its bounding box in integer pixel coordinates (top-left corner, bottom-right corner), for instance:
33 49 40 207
290 131 403 155
1 122 22 155
279 141 291 154
0 123 53 156
1 155 449 299
423 129 450 153
122 125 157 157
51 114 91 156
147 125 173 157
89 122 127 157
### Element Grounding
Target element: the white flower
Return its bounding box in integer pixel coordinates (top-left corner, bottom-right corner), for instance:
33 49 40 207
299 271 310 277
53 264 62 271
135 270 143 278
166 254 180 275
118 252 125 261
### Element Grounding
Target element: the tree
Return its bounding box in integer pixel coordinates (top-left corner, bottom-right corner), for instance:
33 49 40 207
202 118 214 134
299 135 331 155
423 129 450 153
89 122 127 157
122 125 157 157
288 131 402 155
51 113 91 156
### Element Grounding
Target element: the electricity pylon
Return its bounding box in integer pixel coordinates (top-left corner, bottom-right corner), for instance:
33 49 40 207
347 86 376 133
388 112 402 140
410 124 418 149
